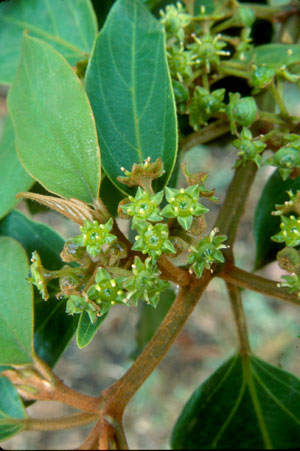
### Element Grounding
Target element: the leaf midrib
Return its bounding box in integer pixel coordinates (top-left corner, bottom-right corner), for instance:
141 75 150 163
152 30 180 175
0 14 86 56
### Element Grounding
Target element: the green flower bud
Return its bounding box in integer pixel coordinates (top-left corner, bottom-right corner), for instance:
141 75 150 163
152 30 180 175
132 221 176 260
161 185 209 230
238 4 255 27
228 94 257 132
29 251 49 301
123 257 169 307
267 146 300 180
187 228 227 277
188 87 225 129
251 65 275 89
277 247 300 274
172 79 190 104
233 127 266 168
159 2 192 42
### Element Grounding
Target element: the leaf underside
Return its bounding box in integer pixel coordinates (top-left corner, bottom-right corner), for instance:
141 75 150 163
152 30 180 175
0 237 33 365
85 0 177 194
8 34 101 203
0 0 97 84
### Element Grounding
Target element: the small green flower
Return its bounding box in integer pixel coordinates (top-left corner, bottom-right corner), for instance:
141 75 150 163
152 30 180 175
188 87 225 129
132 221 176 260
161 185 209 230
189 33 230 73
159 2 192 42
87 268 125 313
187 228 227 277
272 215 300 247
124 257 170 307
233 127 266 168
66 294 98 323
120 187 163 227
73 218 117 258
29 251 49 301
279 273 300 297
167 44 195 83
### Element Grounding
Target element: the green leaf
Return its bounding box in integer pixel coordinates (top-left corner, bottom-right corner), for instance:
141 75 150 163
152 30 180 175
0 210 78 368
245 44 300 69
0 237 33 365
131 289 175 359
0 0 97 85
0 209 64 270
0 369 27 441
76 311 108 349
85 0 177 194
0 115 34 220
8 34 101 204
171 353 300 449
34 290 79 368
254 169 300 269
100 174 125 216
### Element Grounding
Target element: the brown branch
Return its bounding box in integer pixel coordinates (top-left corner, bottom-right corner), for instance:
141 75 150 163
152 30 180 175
0 413 98 432
219 263 300 306
79 271 213 450
226 283 251 356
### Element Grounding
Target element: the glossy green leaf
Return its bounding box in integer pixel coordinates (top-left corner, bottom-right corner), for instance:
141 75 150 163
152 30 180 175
34 290 79 368
254 169 300 269
0 369 27 441
0 115 33 220
0 209 64 270
85 0 177 194
245 44 300 69
76 311 108 349
0 210 78 368
0 237 33 365
0 0 97 84
131 289 175 359
100 174 125 216
171 353 300 449
8 34 101 203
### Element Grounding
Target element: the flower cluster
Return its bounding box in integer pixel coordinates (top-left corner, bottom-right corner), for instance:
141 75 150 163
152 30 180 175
28 158 220 326
272 215 300 247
